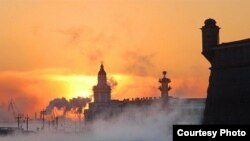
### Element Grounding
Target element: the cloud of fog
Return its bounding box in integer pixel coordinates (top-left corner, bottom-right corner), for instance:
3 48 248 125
54 27 84 44
45 97 91 115
123 51 156 76
171 77 207 98
0 74 40 115
111 75 159 99
107 77 118 89
0 105 13 122
1 100 204 141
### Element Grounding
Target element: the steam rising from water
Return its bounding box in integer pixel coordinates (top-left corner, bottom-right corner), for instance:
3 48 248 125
0 106 13 122
0 101 204 141
45 97 91 115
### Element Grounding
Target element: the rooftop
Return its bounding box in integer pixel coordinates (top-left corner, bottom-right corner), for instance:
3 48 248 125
214 38 250 49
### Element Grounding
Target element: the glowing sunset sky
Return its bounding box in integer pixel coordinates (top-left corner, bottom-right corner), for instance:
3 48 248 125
0 0 250 114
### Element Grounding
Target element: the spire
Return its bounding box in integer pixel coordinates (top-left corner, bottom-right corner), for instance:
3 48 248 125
97 63 107 86
98 62 106 76
94 63 111 103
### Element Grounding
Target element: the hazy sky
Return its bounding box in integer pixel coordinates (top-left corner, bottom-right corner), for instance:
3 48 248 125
0 0 250 114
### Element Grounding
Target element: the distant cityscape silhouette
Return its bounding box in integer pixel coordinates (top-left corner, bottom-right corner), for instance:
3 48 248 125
84 63 204 121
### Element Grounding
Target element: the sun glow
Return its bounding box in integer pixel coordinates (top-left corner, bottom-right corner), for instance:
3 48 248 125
40 72 160 103
45 73 135 100
47 74 97 99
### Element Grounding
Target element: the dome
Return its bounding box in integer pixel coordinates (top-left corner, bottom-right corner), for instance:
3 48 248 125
204 18 217 26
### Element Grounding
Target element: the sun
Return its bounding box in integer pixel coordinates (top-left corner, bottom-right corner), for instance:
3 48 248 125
46 73 133 100
66 79 94 98
48 74 97 99
63 75 97 99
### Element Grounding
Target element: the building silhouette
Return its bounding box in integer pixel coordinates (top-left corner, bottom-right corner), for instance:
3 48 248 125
201 18 250 124
84 64 205 121
159 71 171 99
93 63 111 103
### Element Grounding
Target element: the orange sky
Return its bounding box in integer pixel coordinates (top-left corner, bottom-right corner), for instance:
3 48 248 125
0 0 250 114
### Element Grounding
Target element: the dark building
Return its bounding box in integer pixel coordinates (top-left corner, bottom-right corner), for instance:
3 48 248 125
84 64 205 121
93 63 111 103
84 64 170 121
201 18 250 124
159 71 171 99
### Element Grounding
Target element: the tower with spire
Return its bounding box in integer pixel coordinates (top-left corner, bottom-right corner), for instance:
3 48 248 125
93 63 111 103
84 65 205 122
159 71 171 99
